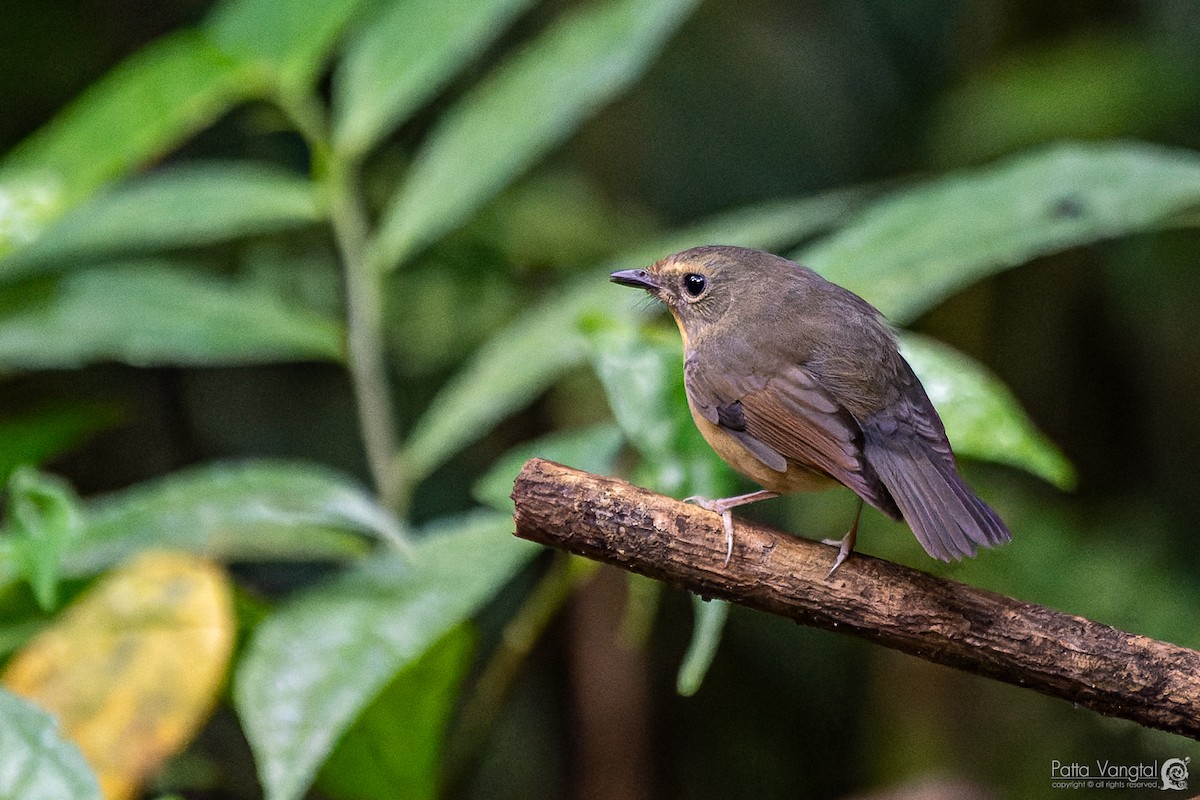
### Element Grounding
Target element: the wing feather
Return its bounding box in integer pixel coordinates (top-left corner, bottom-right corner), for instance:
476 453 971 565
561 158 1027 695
687 361 898 517
860 362 1011 560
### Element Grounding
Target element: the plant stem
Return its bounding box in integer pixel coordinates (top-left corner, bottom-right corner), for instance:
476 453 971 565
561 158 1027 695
447 553 597 774
279 88 404 511
328 161 404 511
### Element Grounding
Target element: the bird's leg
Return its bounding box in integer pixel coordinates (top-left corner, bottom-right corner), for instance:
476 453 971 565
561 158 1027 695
823 499 864 577
684 490 778 566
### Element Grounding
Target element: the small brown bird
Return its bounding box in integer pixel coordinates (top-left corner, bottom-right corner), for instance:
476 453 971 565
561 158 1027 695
610 245 1009 574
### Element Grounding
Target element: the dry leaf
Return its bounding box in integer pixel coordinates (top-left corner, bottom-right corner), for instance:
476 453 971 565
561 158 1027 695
3 551 235 800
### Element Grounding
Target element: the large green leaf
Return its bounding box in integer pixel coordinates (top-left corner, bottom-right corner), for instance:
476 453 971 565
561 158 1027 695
205 0 367 91
399 286 603 487
676 595 728 697
368 0 700 272
607 187 872 271
473 424 625 512
800 141 1200 324
0 689 102 800
316 625 475 800
235 513 538 800
333 0 535 160
588 326 682 468
898 332 1075 489
0 262 343 369
0 178 66 259
0 31 253 224
587 321 738 499
926 34 1191 168
57 460 403 579
0 164 322 280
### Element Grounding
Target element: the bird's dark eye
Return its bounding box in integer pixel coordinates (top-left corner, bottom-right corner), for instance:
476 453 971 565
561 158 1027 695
683 273 707 297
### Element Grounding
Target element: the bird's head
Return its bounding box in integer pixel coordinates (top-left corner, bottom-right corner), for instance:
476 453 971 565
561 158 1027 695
610 245 755 343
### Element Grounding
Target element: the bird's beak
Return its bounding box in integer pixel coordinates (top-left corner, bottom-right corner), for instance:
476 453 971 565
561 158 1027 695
609 268 660 291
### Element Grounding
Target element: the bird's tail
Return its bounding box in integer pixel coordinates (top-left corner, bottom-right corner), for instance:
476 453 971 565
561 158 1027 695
866 440 1010 561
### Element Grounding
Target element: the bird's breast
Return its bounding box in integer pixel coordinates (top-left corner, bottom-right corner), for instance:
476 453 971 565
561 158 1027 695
685 394 837 495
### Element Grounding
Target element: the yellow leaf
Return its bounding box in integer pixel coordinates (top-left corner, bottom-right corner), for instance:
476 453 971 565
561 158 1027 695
2 551 235 800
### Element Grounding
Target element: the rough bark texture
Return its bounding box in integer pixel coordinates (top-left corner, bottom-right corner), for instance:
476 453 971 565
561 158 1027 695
512 458 1200 740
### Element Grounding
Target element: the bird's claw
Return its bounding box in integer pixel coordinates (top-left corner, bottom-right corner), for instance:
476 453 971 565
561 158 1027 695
822 518 860 578
720 510 734 566
683 496 735 566
823 534 853 577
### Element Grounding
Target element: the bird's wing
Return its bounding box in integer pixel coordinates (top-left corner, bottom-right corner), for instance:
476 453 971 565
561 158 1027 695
686 360 898 516
860 361 1010 560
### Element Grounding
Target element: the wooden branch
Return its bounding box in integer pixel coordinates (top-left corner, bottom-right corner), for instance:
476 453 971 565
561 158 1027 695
512 458 1200 740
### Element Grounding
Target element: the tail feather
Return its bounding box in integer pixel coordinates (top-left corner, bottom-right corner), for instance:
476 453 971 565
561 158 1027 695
867 441 1010 561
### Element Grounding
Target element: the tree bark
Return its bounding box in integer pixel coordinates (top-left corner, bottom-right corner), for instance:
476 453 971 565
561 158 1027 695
511 458 1200 741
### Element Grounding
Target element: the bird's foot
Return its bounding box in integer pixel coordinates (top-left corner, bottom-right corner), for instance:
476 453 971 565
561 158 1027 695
822 500 863 578
684 490 777 567
821 531 856 577
684 496 736 566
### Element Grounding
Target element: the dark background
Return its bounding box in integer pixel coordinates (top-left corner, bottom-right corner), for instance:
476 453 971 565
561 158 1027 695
4 1 1200 798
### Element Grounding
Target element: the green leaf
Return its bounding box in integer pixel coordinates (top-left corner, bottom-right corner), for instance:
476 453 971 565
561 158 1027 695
316 625 475 800
607 187 872 270
473 424 625 512
333 0 536 160
588 326 682 466
5 467 82 611
235 513 538 800
369 0 700 272
587 321 738 499
0 178 63 257
676 596 728 697
399 287 601 487
0 262 343 369
61 460 403 579
205 0 367 91
926 33 1192 168
898 332 1075 489
0 31 253 221
0 163 323 280
0 688 102 800
800 141 1200 324
0 403 123 485
0 620 49 661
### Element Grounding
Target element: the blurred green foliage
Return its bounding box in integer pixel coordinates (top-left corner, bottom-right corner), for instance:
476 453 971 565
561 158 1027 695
1 0 1200 798
0 687 101 798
